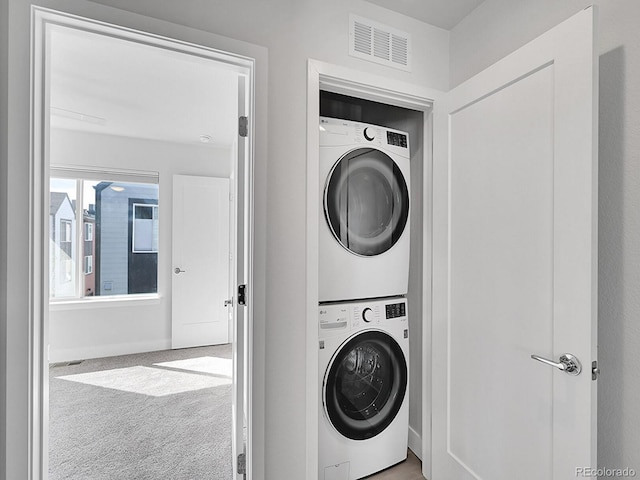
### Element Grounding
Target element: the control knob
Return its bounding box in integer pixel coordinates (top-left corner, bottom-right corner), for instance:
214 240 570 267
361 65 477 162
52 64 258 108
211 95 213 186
363 127 375 142
362 307 373 323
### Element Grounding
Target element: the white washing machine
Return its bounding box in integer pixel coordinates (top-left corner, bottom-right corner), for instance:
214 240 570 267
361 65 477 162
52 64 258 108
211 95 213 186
319 117 411 303
319 297 409 480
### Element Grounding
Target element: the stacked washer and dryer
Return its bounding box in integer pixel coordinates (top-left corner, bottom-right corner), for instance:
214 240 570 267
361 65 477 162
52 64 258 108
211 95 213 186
318 116 412 480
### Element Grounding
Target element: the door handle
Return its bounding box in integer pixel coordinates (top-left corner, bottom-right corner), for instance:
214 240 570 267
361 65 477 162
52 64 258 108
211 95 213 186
530 353 582 376
224 298 233 307
174 267 186 274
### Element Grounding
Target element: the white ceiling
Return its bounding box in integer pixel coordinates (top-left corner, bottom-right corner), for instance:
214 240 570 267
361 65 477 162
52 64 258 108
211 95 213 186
49 24 239 148
364 0 485 29
49 2 482 146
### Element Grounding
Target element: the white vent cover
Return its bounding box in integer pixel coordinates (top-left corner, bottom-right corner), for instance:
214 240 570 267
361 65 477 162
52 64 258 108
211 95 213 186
349 15 411 72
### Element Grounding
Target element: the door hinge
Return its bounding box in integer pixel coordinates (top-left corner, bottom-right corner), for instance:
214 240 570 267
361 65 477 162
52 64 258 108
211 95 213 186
592 360 600 380
237 452 246 475
238 284 247 306
239 116 248 137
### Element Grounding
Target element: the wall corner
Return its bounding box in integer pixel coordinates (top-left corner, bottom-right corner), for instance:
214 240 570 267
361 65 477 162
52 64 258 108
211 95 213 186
0 0 9 475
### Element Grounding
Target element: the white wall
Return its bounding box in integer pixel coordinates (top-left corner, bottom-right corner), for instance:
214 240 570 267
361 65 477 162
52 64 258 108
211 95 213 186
3 1 447 479
48 128 231 362
450 0 640 473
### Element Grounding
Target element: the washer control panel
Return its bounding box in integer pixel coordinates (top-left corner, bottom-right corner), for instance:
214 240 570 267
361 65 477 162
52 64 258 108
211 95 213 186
319 297 407 336
385 301 406 319
319 305 349 330
353 304 381 325
352 298 407 328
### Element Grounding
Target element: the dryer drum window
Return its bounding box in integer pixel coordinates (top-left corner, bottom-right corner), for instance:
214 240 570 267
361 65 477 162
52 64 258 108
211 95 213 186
324 148 409 256
324 330 407 440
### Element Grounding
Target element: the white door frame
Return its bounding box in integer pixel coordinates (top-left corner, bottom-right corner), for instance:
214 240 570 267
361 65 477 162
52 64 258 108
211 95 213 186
30 6 258 479
306 59 441 480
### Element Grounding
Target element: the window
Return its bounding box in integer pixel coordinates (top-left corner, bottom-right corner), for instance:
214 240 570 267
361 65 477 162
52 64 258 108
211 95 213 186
60 219 73 256
84 255 93 275
132 204 159 253
50 174 159 299
84 222 93 241
59 219 73 283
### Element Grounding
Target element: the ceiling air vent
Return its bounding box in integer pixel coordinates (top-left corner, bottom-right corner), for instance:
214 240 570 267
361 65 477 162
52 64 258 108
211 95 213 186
349 15 411 72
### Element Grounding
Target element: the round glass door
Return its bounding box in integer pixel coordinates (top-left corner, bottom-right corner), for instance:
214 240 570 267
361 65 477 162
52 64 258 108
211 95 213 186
324 148 409 256
324 330 407 440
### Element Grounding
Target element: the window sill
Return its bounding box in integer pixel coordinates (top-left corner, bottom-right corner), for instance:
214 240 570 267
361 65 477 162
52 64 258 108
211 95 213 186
49 294 162 311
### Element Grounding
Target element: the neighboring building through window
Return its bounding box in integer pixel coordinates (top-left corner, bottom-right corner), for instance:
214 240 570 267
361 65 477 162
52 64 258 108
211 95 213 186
49 184 77 298
83 211 96 296
94 181 159 296
49 175 159 299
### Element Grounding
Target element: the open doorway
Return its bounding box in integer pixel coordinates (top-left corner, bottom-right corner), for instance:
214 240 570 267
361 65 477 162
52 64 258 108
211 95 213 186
36 9 254 480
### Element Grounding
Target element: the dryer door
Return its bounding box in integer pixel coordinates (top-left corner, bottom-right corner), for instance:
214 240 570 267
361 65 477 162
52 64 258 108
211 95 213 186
324 148 409 256
324 330 407 440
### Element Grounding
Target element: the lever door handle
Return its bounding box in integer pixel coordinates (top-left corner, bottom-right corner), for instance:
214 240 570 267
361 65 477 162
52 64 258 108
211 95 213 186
174 267 186 274
531 353 582 376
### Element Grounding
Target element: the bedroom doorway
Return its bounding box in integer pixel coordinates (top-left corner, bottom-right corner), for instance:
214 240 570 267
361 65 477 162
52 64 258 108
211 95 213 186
34 7 255 480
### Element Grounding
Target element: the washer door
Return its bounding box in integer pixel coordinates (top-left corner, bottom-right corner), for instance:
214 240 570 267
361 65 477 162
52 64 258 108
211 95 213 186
324 148 409 256
324 330 407 440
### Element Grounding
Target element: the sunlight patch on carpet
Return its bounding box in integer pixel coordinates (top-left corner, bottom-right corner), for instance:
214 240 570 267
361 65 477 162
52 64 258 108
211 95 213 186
57 365 231 396
153 356 232 377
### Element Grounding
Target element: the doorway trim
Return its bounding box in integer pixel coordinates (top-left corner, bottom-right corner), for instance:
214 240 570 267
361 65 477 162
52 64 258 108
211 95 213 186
306 59 441 480
30 6 259 479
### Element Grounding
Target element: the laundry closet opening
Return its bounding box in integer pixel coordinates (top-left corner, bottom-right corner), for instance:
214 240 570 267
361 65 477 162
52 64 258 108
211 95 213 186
318 89 426 476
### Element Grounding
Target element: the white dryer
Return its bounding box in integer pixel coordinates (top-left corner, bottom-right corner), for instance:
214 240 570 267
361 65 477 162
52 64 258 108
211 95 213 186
319 117 411 303
319 297 409 480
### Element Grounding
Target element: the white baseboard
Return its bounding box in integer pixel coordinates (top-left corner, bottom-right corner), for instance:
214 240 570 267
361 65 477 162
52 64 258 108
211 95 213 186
408 425 422 461
49 339 171 363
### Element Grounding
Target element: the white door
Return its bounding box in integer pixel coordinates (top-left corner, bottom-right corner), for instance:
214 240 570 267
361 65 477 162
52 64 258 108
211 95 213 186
172 174 231 349
432 7 597 480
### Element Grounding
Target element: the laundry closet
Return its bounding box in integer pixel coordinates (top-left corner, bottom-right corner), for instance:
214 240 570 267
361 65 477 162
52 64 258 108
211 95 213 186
317 90 427 480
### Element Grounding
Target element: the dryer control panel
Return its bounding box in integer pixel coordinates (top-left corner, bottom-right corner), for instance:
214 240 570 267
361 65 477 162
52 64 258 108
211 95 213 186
387 131 408 148
319 117 410 158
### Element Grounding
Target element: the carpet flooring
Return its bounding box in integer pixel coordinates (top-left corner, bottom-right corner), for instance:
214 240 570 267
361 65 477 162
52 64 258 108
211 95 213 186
49 345 233 480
